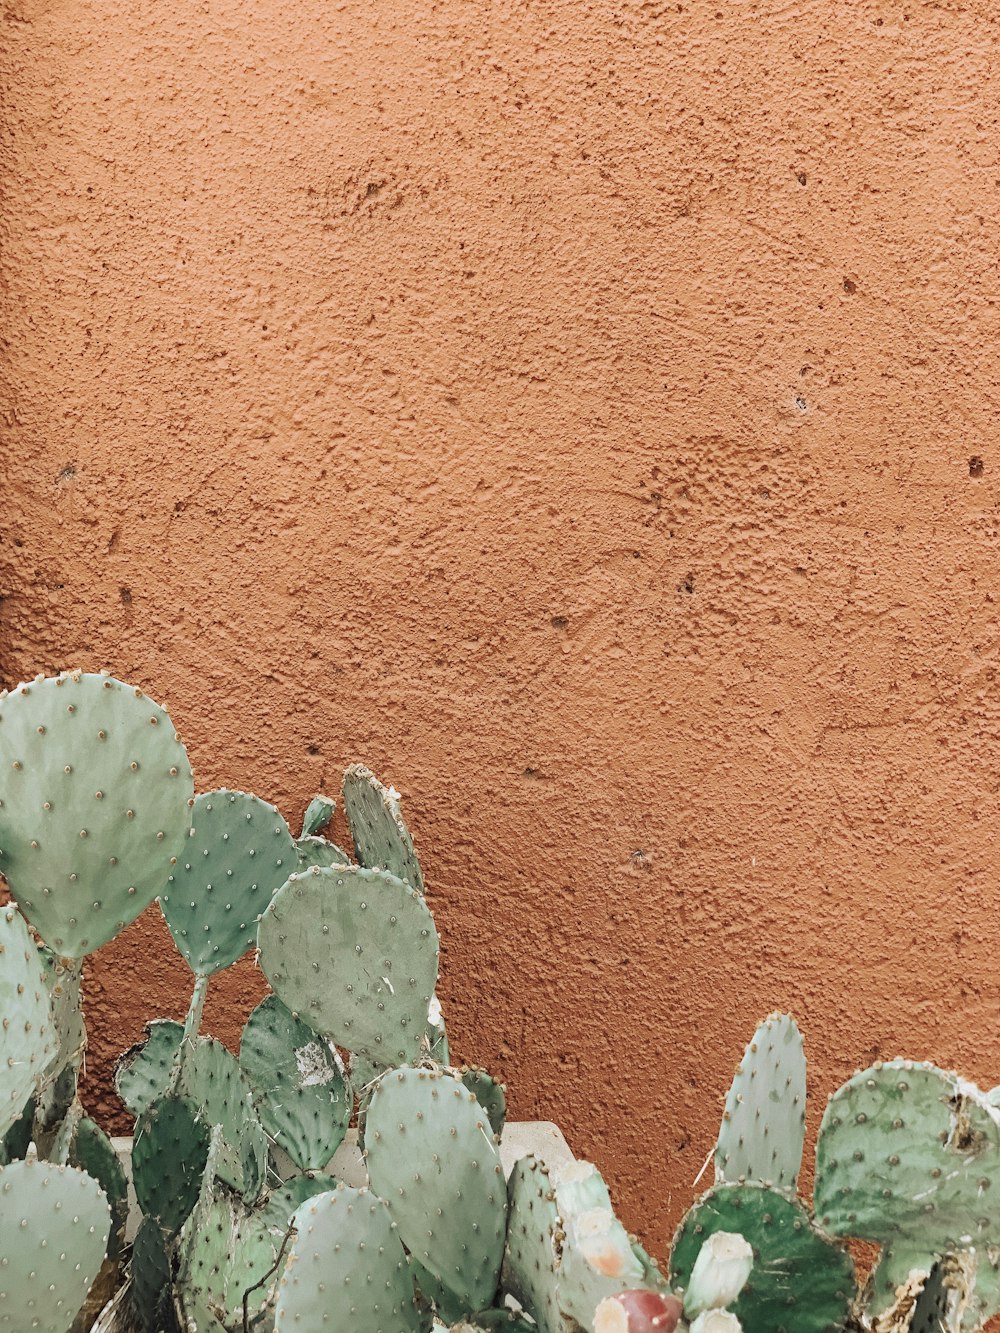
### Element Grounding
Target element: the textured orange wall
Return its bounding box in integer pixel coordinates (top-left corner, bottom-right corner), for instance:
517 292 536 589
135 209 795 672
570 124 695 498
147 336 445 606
3 0 1000 1261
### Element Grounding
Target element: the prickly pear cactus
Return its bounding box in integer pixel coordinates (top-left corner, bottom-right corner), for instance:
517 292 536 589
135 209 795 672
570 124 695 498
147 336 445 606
132 1093 211 1235
131 1215 178 1333
458 1066 507 1136
366 1066 508 1315
501 1155 564 1333
342 763 424 892
35 948 85 1136
69 1116 130 1261
296 833 350 868
257 864 439 1065
0 904 54 1138
274 1184 424 1332
240 995 351 1172
670 1183 854 1333
715 1013 806 1192
0 1158 111 1330
115 1019 184 1118
175 1035 268 1202
301 795 335 839
0 672 194 956
160 789 296 976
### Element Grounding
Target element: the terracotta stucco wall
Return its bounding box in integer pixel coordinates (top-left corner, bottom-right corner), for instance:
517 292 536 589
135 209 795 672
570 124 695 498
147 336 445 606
3 0 1000 1256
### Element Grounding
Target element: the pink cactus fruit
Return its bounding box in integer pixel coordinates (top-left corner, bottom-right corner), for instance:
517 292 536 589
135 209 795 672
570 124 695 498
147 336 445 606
593 1289 684 1333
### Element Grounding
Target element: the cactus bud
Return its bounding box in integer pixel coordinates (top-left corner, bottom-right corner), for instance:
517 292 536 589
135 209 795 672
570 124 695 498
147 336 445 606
593 1290 684 1333
689 1312 744 1333
683 1231 753 1317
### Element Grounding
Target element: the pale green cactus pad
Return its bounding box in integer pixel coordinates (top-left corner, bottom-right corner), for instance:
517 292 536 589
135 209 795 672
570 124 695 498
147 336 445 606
501 1155 564 1333
175 1035 268 1202
458 1066 507 1136
160 789 296 977
275 1184 423 1332
35 949 84 1133
670 1184 854 1333
132 1094 211 1235
301 795 335 839
296 834 350 868
342 763 424 892
0 1158 111 1331
365 1066 508 1315
814 1062 1000 1256
0 905 54 1139
258 865 439 1065
240 995 351 1172
0 672 194 957
715 1012 806 1192
115 1019 183 1118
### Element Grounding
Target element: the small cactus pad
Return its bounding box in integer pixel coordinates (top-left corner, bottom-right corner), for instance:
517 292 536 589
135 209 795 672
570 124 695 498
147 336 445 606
342 763 424 892
175 1035 268 1202
0 1158 111 1331
669 1184 854 1333
459 1066 507 1137
0 672 194 956
130 1215 178 1333
132 1093 210 1235
115 1020 183 1117
275 1184 423 1331
70 1117 130 1260
501 1155 564 1333
296 834 350 868
160 789 296 976
365 1066 508 1314
258 865 439 1064
715 1013 806 1192
240 995 351 1172
0 905 54 1138
301 795 335 839
814 1061 1000 1254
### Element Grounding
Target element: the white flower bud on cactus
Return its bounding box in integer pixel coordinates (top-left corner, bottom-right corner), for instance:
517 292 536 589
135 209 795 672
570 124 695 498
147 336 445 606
682 1231 753 1317
575 1206 644 1279
593 1290 684 1333
689 1311 744 1333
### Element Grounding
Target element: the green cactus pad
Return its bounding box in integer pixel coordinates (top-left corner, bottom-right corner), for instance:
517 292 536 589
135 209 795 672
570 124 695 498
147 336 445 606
35 950 84 1135
365 1067 508 1315
715 1012 806 1193
0 1095 34 1166
296 834 350 868
258 865 439 1065
501 1155 564 1333
160 789 296 977
175 1035 268 1202
0 905 54 1139
177 1186 283 1332
669 1184 855 1333
0 672 194 957
814 1061 1000 1255
259 1173 337 1231
458 1067 507 1137
70 1117 130 1261
130 1216 178 1333
342 763 424 892
240 995 351 1172
0 1158 111 1331
301 795 336 839
275 1184 423 1332
132 1093 211 1235
115 1019 183 1117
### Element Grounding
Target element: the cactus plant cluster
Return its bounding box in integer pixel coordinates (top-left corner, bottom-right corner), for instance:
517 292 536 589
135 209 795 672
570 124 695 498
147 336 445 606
1 672 1000 1333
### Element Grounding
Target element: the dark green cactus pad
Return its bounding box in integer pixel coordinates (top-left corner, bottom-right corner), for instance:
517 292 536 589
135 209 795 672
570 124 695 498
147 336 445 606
715 1012 806 1192
459 1066 507 1136
160 789 296 977
258 865 439 1065
366 1067 508 1315
301 795 335 839
130 1215 179 1333
176 1035 268 1202
814 1061 1000 1254
115 1019 183 1117
501 1155 564 1333
259 1173 336 1231
0 672 194 957
0 1095 34 1165
0 1158 111 1331
669 1184 855 1333
0 905 54 1138
342 763 424 892
70 1117 130 1261
132 1093 210 1235
409 1257 468 1325
275 1184 423 1332
240 995 352 1172
296 833 350 868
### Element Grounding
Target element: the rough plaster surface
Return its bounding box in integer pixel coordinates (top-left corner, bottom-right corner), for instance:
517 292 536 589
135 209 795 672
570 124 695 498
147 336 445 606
3 0 1000 1266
